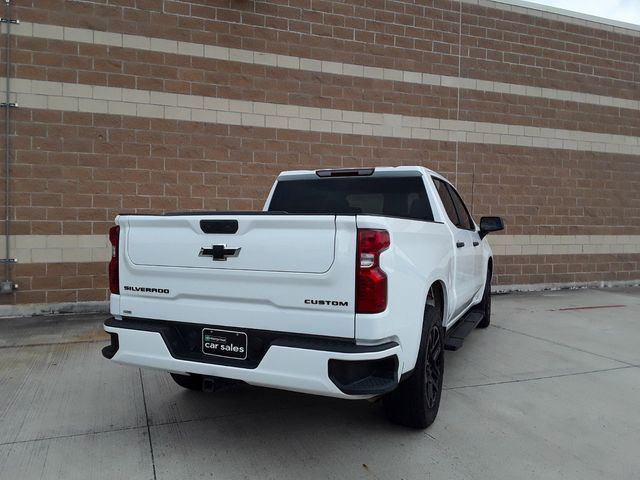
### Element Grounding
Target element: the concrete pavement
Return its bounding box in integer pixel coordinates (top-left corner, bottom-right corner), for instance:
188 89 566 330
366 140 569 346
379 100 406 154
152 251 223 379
1 287 639 479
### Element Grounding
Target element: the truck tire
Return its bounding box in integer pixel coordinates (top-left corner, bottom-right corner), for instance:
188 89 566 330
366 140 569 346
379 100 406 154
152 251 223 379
170 373 204 391
476 267 492 329
383 286 444 429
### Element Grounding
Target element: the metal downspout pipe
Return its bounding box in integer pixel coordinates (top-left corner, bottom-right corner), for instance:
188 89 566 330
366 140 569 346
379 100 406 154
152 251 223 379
1 0 16 294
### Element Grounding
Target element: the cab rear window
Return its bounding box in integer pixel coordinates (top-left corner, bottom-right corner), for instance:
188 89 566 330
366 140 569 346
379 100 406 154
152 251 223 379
268 176 434 221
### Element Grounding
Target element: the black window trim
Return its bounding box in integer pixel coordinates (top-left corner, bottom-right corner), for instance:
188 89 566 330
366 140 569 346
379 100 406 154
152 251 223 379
445 183 476 232
432 176 476 232
432 177 460 227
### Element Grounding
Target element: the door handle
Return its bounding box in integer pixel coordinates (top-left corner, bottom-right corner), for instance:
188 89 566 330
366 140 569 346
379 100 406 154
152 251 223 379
473 241 479 247
456 241 465 248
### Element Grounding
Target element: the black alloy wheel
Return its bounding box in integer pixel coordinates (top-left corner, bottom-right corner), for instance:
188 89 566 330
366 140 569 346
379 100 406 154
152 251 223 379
383 285 445 429
476 266 492 329
425 322 444 409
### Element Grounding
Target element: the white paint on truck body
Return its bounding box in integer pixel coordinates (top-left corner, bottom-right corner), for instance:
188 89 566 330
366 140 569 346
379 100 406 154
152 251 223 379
105 166 494 398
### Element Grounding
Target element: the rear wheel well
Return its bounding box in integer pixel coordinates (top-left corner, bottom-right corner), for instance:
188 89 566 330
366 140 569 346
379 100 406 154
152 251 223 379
486 258 493 284
427 281 446 323
398 281 447 382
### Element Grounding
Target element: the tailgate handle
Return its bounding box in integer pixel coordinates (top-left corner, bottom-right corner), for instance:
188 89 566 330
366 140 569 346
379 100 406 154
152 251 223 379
200 220 238 234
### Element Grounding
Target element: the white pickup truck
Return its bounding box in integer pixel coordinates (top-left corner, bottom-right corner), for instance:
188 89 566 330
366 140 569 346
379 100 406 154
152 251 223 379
102 166 504 428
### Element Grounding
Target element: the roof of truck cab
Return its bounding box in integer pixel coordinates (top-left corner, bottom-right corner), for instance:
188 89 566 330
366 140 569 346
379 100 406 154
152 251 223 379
277 166 446 181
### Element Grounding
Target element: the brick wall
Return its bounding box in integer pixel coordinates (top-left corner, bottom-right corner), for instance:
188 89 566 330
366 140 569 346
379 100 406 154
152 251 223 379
1 0 639 313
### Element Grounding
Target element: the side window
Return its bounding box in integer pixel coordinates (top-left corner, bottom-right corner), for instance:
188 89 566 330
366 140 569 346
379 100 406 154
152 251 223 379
433 178 459 226
446 184 474 231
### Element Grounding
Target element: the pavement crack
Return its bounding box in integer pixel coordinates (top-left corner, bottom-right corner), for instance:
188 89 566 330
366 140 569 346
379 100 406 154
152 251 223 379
139 369 158 480
491 324 636 366
0 425 146 447
445 364 636 391
0 339 107 349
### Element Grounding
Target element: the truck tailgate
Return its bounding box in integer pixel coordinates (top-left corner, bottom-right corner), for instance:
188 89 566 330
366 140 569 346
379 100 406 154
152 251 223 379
126 215 337 273
116 214 357 338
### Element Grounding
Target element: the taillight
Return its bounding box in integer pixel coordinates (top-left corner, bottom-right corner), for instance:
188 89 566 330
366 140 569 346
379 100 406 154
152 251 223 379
108 225 120 294
356 229 390 314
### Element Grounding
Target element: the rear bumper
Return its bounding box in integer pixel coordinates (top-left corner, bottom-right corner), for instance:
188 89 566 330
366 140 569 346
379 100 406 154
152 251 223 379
103 317 401 399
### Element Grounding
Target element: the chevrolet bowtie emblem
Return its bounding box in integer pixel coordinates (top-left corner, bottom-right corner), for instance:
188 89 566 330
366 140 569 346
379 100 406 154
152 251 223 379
199 244 241 261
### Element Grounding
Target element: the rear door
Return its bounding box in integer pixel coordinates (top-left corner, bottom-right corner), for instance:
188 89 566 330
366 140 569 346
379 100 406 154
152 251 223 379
117 214 357 338
433 179 477 319
445 185 484 296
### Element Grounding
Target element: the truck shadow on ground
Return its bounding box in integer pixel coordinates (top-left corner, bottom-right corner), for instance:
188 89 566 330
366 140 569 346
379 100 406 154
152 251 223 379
144 371 400 431
143 375 438 479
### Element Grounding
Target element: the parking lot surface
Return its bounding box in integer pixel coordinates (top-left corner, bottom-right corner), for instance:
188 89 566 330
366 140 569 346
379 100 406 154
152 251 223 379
1 287 639 479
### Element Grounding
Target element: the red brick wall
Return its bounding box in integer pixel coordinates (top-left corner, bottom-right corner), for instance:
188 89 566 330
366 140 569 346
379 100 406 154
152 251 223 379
9 262 108 305
1 0 639 310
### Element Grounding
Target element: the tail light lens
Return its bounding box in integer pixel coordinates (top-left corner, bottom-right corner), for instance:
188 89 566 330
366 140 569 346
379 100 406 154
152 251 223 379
108 225 120 294
356 229 390 314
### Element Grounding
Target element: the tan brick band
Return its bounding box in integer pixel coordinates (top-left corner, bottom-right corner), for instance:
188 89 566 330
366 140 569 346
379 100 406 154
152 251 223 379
8 21 640 114
2 235 110 264
5 235 640 265
488 236 640 256
5 78 640 156
494 253 640 288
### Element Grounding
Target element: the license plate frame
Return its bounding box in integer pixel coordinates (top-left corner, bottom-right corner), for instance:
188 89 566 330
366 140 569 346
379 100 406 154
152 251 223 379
202 328 248 360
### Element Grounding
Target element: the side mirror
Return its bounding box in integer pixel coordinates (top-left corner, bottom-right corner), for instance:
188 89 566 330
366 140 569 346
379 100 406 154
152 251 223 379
479 217 504 239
